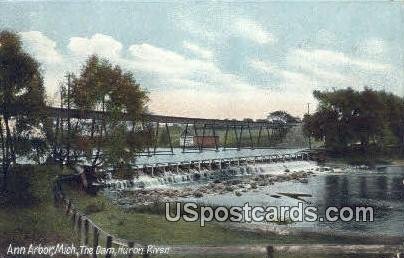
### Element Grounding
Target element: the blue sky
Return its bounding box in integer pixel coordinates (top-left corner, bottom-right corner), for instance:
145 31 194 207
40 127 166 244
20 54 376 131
0 1 403 119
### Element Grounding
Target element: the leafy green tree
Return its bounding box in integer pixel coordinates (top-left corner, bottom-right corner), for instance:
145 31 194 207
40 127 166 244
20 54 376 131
0 30 46 187
67 55 148 172
303 87 404 151
267 110 299 123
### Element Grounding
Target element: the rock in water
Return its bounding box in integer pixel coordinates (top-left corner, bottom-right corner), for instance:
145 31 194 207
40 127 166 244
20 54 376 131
193 191 203 198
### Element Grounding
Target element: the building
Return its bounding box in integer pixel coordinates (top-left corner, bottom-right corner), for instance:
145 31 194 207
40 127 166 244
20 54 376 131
194 135 219 148
179 129 220 148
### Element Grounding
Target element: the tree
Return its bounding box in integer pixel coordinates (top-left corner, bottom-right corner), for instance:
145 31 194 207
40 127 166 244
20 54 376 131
303 87 404 151
67 55 148 173
267 111 299 124
0 30 46 187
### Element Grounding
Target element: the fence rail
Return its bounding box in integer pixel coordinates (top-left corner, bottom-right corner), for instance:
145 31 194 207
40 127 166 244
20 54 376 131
53 171 404 258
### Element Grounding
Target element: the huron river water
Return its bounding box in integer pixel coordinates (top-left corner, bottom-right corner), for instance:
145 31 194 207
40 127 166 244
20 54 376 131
105 148 404 240
183 165 404 238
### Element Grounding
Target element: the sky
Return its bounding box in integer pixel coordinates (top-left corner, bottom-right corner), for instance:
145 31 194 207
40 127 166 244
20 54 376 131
0 1 403 119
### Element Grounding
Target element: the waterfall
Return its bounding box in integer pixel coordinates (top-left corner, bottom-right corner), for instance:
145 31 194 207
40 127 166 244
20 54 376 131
103 160 317 191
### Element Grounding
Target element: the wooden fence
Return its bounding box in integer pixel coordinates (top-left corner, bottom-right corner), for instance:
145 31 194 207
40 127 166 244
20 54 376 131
53 175 404 258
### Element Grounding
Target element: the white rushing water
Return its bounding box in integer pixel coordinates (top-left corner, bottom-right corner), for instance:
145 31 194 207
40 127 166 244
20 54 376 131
104 160 404 238
103 160 318 190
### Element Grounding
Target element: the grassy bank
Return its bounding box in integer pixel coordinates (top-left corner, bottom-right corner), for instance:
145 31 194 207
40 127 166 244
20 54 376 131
314 146 404 166
67 188 271 246
0 165 395 258
0 165 79 255
65 186 392 247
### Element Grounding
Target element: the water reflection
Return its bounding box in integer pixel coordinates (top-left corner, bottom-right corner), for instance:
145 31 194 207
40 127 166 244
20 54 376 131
375 176 387 199
316 167 403 236
190 165 404 237
390 176 404 201
359 177 367 199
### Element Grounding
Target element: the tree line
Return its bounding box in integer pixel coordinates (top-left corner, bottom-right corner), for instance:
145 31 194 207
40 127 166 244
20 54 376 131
0 31 148 188
303 88 404 152
3 29 403 189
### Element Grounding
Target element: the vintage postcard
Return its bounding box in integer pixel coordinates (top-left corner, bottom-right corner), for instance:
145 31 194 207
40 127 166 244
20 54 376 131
0 1 403 257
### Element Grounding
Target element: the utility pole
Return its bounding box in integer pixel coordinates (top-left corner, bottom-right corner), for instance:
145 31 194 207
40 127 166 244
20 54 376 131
58 85 63 167
307 103 312 150
66 74 71 166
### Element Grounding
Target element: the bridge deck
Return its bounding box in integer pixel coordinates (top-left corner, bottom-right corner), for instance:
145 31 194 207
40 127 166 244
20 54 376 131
2 104 299 128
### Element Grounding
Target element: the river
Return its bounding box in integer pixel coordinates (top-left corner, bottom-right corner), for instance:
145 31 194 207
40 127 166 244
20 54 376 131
105 148 404 240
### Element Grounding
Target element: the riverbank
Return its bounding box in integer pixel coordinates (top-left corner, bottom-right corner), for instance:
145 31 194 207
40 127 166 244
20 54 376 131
1 162 401 257
0 165 80 256
311 146 404 166
60 168 402 258
68 185 300 246
66 182 389 248
99 160 404 246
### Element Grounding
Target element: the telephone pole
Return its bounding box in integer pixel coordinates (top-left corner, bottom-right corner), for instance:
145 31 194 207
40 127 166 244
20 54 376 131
66 73 71 166
307 103 312 149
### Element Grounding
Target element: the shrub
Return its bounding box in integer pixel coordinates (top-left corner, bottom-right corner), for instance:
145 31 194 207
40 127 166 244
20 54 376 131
0 166 37 208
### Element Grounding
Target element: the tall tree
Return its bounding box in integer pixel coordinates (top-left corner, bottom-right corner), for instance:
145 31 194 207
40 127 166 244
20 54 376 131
68 55 148 173
303 87 404 151
267 110 299 124
0 30 46 187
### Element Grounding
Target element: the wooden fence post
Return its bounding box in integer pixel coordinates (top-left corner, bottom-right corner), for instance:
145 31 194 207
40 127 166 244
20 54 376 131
66 200 71 215
127 241 134 258
92 226 99 258
53 184 58 206
84 219 89 246
105 235 113 258
266 245 274 258
77 215 82 241
72 210 76 226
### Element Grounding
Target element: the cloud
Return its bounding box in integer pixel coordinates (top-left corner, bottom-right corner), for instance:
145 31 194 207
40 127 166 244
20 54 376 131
19 31 258 109
315 29 338 48
233 18 274 44
19 31 63 64
287 48 400 93
19 31 67 98
250 47 401 97
182 41 214 59
358 38 386 56
127 43 251 92
149 88 311 120
289 48 392 72
178 15 275 46
18 30 402 119
68 33 123 60
248 59 277 74
248 59 313 92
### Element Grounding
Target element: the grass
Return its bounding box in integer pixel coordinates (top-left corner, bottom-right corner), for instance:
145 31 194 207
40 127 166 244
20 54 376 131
52 187 394 258
0 165 396 258
320 147 404 166
67 188 270 246
65 187 388 248
0 165 80 254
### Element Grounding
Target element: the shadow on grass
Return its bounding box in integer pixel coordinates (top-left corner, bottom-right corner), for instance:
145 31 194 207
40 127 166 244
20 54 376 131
0 165 80 254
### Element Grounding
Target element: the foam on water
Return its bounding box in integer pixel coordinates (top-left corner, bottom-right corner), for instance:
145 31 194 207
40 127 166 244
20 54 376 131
103 160 318 190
